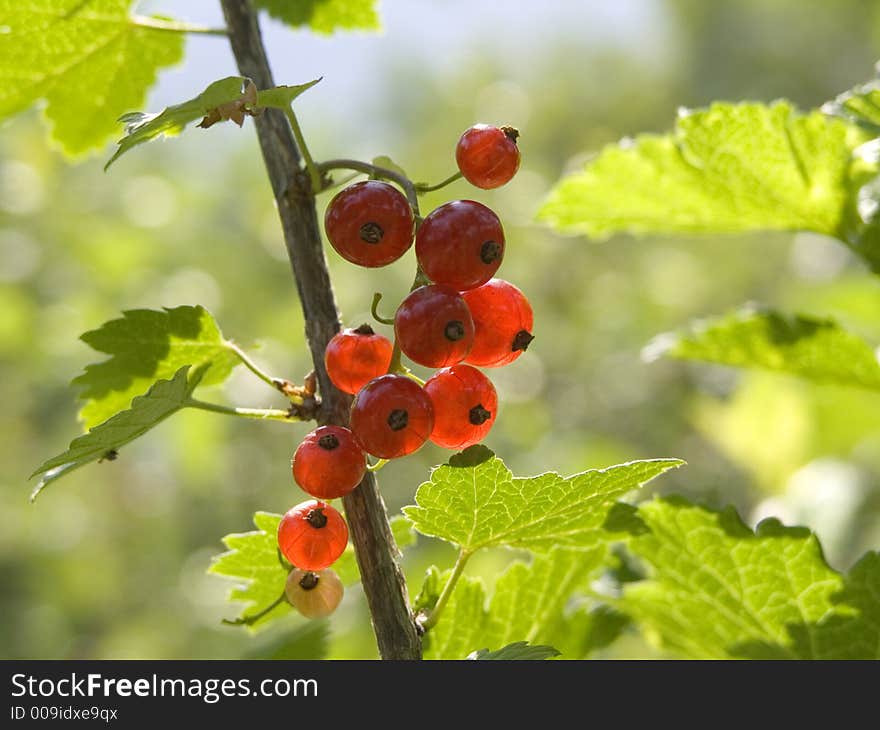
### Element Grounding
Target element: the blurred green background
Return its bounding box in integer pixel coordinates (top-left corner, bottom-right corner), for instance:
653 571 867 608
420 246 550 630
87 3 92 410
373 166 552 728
3 0 880 659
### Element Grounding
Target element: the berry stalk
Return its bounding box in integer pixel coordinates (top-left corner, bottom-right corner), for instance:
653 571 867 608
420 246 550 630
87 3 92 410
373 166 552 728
220 0 421 660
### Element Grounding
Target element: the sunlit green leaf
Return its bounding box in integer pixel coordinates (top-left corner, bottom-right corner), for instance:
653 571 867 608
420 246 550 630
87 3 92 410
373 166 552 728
0 0 184 155
618 497 880 659
404 446 683 552
650 307 880 390
254 0 380 34
539 102 879 270
72 306 240 429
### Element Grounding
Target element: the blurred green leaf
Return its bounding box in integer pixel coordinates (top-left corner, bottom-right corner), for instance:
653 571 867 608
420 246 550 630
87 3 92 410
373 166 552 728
254 0 380 34
619 497 880 659
651 307 880 390
244 620 330 659
0 0 184 155
209 511 291 630
31 365 204 500
73 306 241 429
404 446 683 552
467 642 561 660
539 102 879 269
823 78 880 134
422 547 608 659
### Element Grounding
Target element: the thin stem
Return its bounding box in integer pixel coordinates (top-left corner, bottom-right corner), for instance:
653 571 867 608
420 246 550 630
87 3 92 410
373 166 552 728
185 398 299 422
283 107 322 193
420 549 472 631
225 340 298 398
131 15 228 36
222 592 287 626
400 369 425 386
415 171 463 193
371 292 396 325
317 159 420 216
367 459 389 473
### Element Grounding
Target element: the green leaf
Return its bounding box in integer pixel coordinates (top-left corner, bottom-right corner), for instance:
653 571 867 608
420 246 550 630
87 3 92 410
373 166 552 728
539 102 876 266
72 306 241 430
618 497 880 659
467 642 561 661
30 365 204 500
649 307 880 391
254 0 380 34
823 78 880 134
255 79 321 110
403 446 683 552
0 0 184 155
105 77 320 168
371 155 409 180
209 512 291 630
422 547 610 660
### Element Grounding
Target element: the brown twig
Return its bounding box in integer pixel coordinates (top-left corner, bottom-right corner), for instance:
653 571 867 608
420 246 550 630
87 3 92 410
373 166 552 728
219 0 421 660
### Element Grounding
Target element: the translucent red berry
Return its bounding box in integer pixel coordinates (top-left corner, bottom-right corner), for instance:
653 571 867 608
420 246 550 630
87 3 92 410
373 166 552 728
285 568 344 619
394 285 475 368
350 374 434 458
416 200 505 291
424 364 498 450
292 425 367 500
278 500 348 571
324 324 393 395
461 279 534 367
324 180 414 267
455 124 520 189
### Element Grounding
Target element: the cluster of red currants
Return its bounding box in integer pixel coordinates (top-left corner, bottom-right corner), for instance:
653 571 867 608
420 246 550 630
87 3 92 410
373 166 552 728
277 124 533 618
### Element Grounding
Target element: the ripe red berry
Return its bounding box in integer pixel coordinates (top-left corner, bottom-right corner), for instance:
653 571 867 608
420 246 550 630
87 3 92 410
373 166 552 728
324 180 414 267
285 568 344 619
424 364 498 450
461 279 534 367
416 200 505 291
394 285 475 368
292 425 367 500
277 500 348 571
455 124 521 189
324 324 393 395
350 374 434 458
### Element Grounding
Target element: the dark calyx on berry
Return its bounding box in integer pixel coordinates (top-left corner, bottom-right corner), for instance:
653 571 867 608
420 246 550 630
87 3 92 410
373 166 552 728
359 222 384 244
469 404 492 425
480 240 502 264
353 323 375 335
500 125 520 143
299 572 320 590
387 408 409 431
444 320 466 341
317 434 340 450
306 508 328 528
512 330 535 352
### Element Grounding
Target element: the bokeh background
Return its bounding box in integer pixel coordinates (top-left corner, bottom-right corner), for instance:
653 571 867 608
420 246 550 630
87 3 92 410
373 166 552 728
3 0 880 659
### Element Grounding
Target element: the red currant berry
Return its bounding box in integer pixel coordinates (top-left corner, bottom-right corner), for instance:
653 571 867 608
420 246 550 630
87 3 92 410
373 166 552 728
324 180 414 267
350 374 434 458
416 200 505 291
424 364 498 450
324 324 393 395
394 285 475 368
285 568 344 619
292 425 367 500
277 500 348 571
455 124 521 189
462 279 534 367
